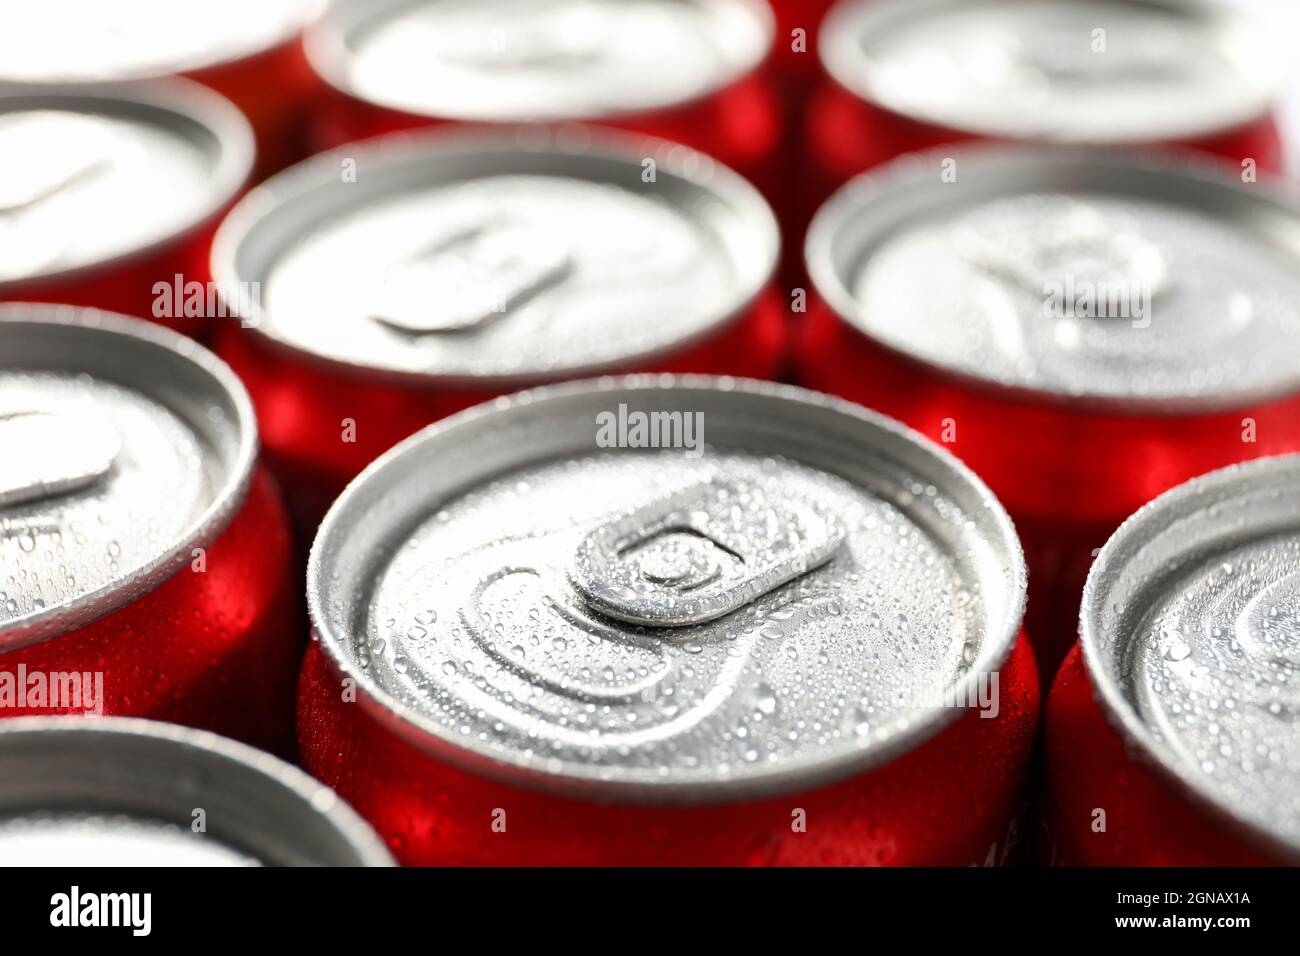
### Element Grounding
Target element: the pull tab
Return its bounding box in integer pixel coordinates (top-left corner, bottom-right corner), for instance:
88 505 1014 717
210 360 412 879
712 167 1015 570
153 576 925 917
570 479 845 627
371 222 574 334
954 198 1170 318
0 409 121 508
0 113 113 215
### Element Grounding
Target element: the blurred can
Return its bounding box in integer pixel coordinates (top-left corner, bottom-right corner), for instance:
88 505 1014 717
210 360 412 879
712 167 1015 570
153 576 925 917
0 82 253 340
799 148 1300 678
303 0 783 200
0 717 392 866
807 0 1286 213
1044 456 1300 865
0 0 324 172
212 128 786 539
297 377 1039 865
0 305 300 756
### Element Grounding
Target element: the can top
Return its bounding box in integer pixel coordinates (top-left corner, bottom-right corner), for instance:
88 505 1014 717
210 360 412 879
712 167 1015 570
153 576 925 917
821 0 1282 144
1083 455 1300 861
213 127 778 384
808 147 1300 410
308 376 1026 802
0 717 392 865
0 82 252 288
0 305 257 652
307 0 772 123
0 0 322 83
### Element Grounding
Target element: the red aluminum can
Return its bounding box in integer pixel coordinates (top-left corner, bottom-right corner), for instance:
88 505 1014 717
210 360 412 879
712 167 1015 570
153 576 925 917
302 0 783 202
1043 456 1300 865
0 304 301 757
0 82 253 341
211 127 787 539
0 0 324 173
297 376 1039 865
806 0 1286 220
798 147 1300 679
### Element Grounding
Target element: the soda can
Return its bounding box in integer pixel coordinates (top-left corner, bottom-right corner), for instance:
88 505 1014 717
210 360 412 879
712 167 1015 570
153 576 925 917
1044 455 1300 865
0 82 253 340
0 0 324 173
0 304 301 756
800 147 1300 678
302 0 783 200
0 717 392 866
297 376 1039 865
212 127 786 538
807 0 1286 212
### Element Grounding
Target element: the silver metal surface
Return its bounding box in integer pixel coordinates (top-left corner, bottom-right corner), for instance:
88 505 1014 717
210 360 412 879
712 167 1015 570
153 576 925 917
308 376 1026 802
0 1 321 83
807 146 1300 410
0 82 253 287
821 0 1282 143
307 0 772 122
0 409 121 508
212 126 778 383
0 717 393 866
0 304 256 651
571 477 846 626
0 815 261 866
1083 455 1300 861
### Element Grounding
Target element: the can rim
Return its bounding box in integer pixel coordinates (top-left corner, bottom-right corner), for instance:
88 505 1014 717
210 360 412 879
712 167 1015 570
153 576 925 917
1081 453 1300 862
0 716 394 866
0 79 255 291
306 374 1028 804
211 124 780 386
0 0 325 84
819 0 1281 145
806 142 1300 414
0 304 259 651
304 0 775 124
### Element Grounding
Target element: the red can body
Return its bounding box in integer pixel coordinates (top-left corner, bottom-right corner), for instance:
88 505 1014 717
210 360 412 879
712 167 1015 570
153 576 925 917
1043 456 1300 866
0 1 323 176
798 299 1300 678
12 224 225 343
312 70 783 205
217 298 787 537
802 0 1286 244
798 146 1300 680
0 470 301 757
294 378 1040 866
1043 645 1281 866
805 79 1283 212
304 1 784 204
299 631 1038 865
183 30 322 175
0 308 302 757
